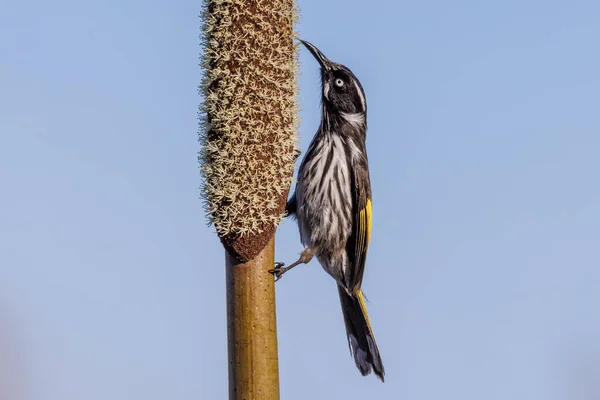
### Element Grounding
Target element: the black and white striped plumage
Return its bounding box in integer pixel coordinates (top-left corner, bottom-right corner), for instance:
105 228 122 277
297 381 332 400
273 40 384 381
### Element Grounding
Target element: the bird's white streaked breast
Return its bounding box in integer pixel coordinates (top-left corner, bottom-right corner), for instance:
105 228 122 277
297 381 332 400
296 133 352 255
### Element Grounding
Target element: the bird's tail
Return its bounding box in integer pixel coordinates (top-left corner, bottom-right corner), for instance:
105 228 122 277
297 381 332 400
337 285 385 381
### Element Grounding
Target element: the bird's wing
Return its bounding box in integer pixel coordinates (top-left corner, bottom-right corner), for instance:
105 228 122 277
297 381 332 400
345 164 372 292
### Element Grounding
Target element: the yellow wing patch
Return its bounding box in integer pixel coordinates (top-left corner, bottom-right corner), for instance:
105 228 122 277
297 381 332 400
358 199 372 253
365 198 372 245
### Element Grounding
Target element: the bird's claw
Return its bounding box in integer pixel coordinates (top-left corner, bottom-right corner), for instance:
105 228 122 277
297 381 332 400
269 262 286 282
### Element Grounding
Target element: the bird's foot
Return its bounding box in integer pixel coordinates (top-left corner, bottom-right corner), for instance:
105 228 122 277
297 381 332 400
269 262 288 282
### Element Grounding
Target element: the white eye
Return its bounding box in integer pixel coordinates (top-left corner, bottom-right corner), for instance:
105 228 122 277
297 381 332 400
335 78 344 87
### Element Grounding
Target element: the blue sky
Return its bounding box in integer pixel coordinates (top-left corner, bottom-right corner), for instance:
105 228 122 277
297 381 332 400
1 0 600 399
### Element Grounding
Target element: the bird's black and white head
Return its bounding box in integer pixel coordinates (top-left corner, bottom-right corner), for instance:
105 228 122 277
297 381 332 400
301 40 367 126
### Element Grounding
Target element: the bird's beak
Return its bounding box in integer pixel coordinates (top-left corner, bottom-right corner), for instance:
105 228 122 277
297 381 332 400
300 40 332 71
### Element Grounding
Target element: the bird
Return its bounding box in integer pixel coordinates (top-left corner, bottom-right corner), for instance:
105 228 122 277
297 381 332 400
271 39 384 381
